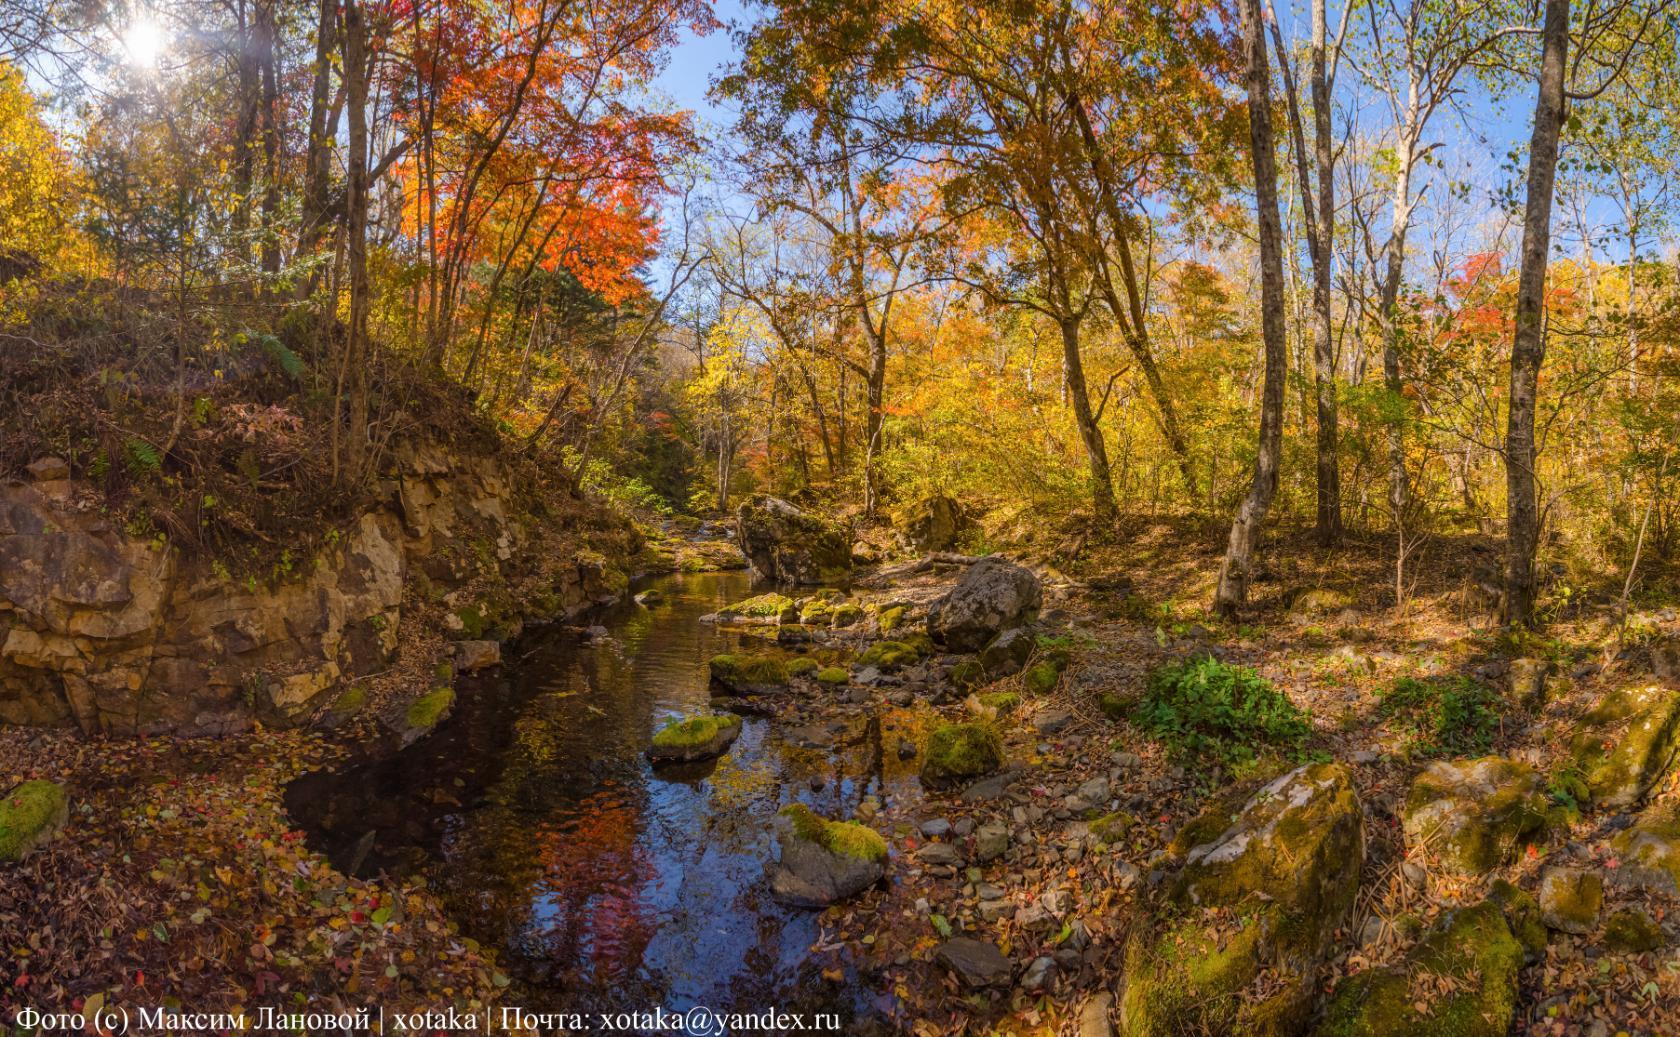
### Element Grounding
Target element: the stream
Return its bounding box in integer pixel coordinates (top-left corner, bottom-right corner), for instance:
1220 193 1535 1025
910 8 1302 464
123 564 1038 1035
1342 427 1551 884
285 570 917 1031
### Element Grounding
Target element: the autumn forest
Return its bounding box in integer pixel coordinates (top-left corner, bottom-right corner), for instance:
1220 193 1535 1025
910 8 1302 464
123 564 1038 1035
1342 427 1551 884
3 0 1680 1033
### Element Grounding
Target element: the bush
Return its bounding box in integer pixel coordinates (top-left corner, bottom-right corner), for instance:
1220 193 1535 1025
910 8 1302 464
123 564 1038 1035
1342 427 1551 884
1133 655 1313 765
1379 676 1502 757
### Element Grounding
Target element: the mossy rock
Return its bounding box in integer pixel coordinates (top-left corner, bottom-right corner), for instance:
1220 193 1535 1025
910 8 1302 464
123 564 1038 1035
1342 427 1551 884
780 802 887 862
1568 684 1680 809
831 603 865 628
1289 587 1355 615
0 780 69 862
329 685 368 718
1538 867 1602 934
718 593 798 624
977 691 1020 714
978 628 1034 676
1090 811 1134 845
1402 757 1548 875
949 659 985 691
1608 802 1680 894
858 640 920 670
771 803 888 907
1312 901 1523 1037
798 600 834 625
1487 878 1547 956
877 605 907 633
921 723 1003 786
708 654 790 694
786 657 820 676
1121 763 1363 1037
1022 656 1067 695
406 687 455 731
649 714 742 764
1099 692 1131 720
455 604 490 639
1603 907 1663 953
814 667 849 685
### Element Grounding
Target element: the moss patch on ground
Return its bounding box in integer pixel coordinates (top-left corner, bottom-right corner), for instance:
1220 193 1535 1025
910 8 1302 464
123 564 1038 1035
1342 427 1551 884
786 656 820 676
815 667 849 685
858 640 920 669
921 723 1003 785
0 780 69 861
977 691 1020 714
780 802 888 862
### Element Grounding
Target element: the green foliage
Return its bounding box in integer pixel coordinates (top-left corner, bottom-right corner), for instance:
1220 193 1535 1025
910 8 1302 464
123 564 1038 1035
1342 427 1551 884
1134 656 1313 765
123 436 162 477
1379 676 1503 757
558 445 672 516
251 332 305 380
0 780 67 861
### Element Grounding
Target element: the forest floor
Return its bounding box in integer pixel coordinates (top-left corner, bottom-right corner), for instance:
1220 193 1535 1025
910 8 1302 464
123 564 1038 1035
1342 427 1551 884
4 518 1679 1036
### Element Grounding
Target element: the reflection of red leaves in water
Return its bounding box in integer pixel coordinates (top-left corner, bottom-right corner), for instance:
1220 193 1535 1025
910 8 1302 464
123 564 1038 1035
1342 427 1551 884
528 784 655 986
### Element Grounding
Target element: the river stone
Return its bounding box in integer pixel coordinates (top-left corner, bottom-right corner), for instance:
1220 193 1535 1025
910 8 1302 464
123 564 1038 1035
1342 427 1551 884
647 714 742 764
1568 684 1680 809
921 722 1003 786
1401 757 1548 875
973 822 1010 863
1079 993 1114 1037
0 780 69 862
1538 867 1602 934
1312 900 1524 1037
1119 762 1363 1037
707 654 790 696
918 842 963 867
926 558 1042 652
454 639 501 673
1021 954 1056 991
1608 802 1680 895
770 804 887 908
735 495 852 586
1509 657 1547 706
935 937 1012 988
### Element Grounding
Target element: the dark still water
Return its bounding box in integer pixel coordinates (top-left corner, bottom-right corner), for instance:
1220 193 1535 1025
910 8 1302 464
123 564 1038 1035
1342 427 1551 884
286 570 909 1029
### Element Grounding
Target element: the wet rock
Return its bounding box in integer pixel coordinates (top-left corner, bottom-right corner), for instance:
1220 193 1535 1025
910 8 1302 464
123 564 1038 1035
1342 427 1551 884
926 558 1042 652
1402 757 1548 875
1120 763 1363 1036
1538 867 1602 934
454 639 501 673
921 722 1003 786
1313 901 1524 1037
770 804 887 908
918 842 964 867
707 654 790 696
0 780 69 862
936 937 1012 988
1021 955 1056 991
633 588 663 607
398 687 454 746
735 495 852 586
973 822 1010 863
1568 684 1680 808
647 713 742 765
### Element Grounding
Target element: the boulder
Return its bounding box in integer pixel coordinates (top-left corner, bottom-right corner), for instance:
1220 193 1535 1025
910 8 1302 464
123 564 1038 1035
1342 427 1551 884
1119 762 1363 1037
1568 684 1680 808
0 780 69 861
1608 802 1680 895
926 558 1042 652
648 713 742 764
1313 901 1524 1037
398 687 454 746
921 723 1003 786
711 592 798 625
1538 867 1602 934
770 803 887 907
1401 757 1548 875
978 627 1034 677
935 937 1011 988
735 496 852 585
454 639 501 673
708 654 790 696
901 495 964 553
1508 657 1547 706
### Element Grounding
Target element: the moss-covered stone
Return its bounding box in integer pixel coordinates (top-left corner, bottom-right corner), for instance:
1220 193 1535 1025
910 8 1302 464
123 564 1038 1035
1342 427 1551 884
717 593 798 624
1568 684 1680 809
830 603 865 628
1022 657 1067 695
1603 907 1663 953
786 656 820 676
649 713 742 764
858 640 920 670
1538 867 1602 934
1402 757 1548 875
1312 901 1524 1037
0 780 69 862
977 691 1020 714
1487 878 1547 957
780 803 887 862
329 684 368 717
1090 811 1134 844
798 599 833 625
921 723 1003 786
949 658 985 691
978 628 1034 676
708 654 790 694
1609 802 1680 895
1120 763 1363 1037
814 667 849 685
406 687 454 730
1099 692 1131 720
877 605 907 633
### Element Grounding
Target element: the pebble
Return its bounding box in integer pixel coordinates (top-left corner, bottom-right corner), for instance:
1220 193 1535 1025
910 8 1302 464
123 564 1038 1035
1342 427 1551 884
1078 993 1114 1037
1034 709 1073 734
1021 955 1056 991
920 818 953 839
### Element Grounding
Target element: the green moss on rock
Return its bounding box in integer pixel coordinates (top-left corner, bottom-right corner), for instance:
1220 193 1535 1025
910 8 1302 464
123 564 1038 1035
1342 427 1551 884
1313 901 1523 1037
1099 692 1131 720
949 659 985 691
786 657 820 676
1568 684 1680 809
1609 803 1680 894
330 685 368 717
921 723 1003 785
831 603 865 628
718 593 797 623
1090 811 1133 845
1603 907 1663 953
1402 757 1548 875
708 654 790 692
858 640 919 669
977 691 1020 714
649 714 742 763
814 667 849 685
0 780 69 862
406 687 454 730
1022 658 1066 695
798 600 833 624
1487 878 1547 957
780 803 887 862
877 605 907 632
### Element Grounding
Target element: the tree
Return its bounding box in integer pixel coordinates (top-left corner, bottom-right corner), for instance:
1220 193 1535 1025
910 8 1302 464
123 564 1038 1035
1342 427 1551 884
1215 0 1290 615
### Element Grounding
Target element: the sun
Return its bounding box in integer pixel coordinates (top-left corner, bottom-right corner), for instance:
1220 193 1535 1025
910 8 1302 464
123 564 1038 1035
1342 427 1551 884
121 17 167 70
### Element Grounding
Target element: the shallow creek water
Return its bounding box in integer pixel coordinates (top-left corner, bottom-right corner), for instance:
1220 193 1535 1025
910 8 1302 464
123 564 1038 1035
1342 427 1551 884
286 570 920 1030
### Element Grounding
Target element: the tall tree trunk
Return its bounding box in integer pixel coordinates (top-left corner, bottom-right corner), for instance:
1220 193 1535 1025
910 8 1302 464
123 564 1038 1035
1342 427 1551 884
862 333 887 518
1378 128 1417 602
1308 0 1341 544
296 0 338 300
1057 305 1117 524
255 0 281 282
1504 0 1570 627
342 0 371 482
1215 0 1290 616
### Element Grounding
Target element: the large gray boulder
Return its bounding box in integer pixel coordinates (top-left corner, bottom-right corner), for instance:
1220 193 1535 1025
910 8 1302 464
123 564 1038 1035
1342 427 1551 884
769 804 887 907
926 558 1042 652
901 496 964 553
1402 757 1548 875
734 496 852 585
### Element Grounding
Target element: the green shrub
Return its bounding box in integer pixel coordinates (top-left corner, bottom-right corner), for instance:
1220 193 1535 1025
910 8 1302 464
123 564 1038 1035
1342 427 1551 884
1379 676 1502 757
1134 655 1313 765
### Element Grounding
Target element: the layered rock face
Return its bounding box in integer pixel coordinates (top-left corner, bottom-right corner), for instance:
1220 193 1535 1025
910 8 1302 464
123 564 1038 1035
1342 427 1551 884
734 495 852 585
0 442 619 736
